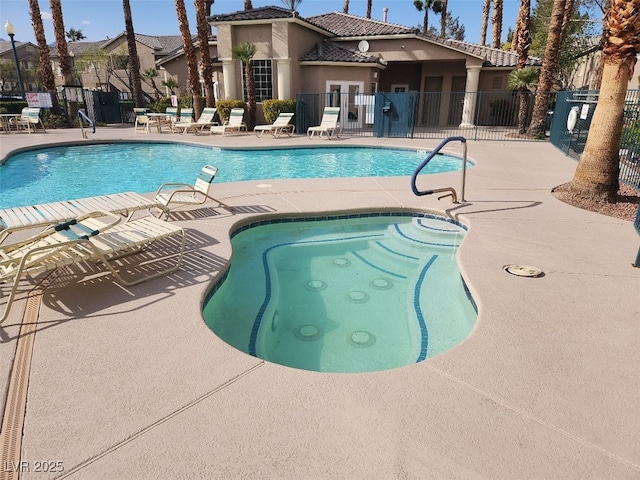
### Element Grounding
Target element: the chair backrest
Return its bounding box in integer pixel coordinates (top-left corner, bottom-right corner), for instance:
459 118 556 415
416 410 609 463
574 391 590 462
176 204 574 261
165 107 178 122
133 108 147 116
194 165 218 195
179 108 193 123
320 107 340 127
197 108 217 124
22 107 41 121
273 112 294 126
228 108 245 127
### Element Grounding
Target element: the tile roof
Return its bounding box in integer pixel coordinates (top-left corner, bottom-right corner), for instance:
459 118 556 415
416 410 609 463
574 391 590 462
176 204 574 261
306 12 417 37
210 5 301 23
300 41 386 65
422 34 543 67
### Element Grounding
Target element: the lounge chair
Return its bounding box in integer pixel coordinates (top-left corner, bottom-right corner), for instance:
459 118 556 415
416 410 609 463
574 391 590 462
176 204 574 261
209 108 247 136
154 164 229 218
254 112 295 138
10 108 46 133
0 210 185 324
307 107 340 139
134 108 160 133
179 107 218 134
0 192 159 244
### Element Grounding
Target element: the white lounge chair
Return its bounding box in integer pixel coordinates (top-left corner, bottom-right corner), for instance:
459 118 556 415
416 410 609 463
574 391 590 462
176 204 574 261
171 107 193 133
254 112 295 138
307 107 340 139
0 192 160 244
0 210 185 324
209 108 247 136
133 108 160 133
180 107 218 134
10 108 46 133
154 165 229 217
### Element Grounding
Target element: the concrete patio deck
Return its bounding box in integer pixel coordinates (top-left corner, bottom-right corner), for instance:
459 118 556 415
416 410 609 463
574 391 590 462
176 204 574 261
0 127 639 479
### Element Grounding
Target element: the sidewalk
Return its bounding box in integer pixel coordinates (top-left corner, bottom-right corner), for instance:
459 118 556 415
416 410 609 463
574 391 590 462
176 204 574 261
1 127 639 479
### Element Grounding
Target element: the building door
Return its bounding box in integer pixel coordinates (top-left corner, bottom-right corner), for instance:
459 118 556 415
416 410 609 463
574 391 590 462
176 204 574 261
421 76 443 127
447 76 466 126
327 81 364 130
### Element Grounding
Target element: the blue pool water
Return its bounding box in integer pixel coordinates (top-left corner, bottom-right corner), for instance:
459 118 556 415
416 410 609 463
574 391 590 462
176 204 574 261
0 143 469 209
202 213 477 373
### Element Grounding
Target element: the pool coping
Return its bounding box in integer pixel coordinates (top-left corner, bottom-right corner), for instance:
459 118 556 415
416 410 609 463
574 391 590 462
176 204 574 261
1 128 639 479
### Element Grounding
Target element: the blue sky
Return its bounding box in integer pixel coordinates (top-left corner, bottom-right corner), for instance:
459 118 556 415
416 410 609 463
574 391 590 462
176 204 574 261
1 0 523 46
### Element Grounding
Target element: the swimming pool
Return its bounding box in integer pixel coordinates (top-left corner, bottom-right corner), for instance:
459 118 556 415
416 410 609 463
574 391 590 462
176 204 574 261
0 143 470 209
202 212 477 373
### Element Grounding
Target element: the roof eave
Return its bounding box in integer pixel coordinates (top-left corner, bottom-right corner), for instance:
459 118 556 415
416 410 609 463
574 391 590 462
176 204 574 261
209 16 333 36
300 61 386 68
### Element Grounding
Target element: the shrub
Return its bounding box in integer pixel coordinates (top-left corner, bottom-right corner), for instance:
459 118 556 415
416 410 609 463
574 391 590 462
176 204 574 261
0 100 27 114
215 99 246 122
43 114 67 129
262 99 295 124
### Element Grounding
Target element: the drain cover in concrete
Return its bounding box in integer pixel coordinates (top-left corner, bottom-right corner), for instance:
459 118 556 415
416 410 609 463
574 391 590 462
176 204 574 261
503 264 543 277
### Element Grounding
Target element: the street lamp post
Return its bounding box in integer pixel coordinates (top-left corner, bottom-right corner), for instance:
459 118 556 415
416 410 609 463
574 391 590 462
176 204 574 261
4 21 26 100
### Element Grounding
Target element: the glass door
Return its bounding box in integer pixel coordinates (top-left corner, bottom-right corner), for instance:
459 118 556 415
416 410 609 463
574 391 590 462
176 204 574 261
327 81 364 130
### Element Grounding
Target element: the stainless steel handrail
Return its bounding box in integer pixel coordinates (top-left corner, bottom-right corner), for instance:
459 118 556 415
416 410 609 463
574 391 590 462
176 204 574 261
78 109 95 139
411 136 467 203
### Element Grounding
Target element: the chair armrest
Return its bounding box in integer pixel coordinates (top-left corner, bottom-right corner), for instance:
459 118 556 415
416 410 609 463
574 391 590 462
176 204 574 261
154 183 193 196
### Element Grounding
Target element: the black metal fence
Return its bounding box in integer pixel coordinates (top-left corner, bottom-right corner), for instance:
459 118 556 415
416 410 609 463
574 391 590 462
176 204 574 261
295 91 556 142
550 89 640 190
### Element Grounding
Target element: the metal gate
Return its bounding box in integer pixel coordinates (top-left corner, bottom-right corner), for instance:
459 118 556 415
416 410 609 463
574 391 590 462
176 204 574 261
550 89 640 190
92 91 122 124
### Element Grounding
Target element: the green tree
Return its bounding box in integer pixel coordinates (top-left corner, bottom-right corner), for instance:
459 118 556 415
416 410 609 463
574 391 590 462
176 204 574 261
28 0 56 91
232 42 257 130
508 67 538 134
414 0 443 34
75 47 111 89
66 28 86 41
143 68 162 100
568 0 640 202
195 0 215 108
529 0 597 88
50 0 74 85
162 78 179 94
427 12 465 40
527 0 568 137
175 0 203 116
123 0 144 107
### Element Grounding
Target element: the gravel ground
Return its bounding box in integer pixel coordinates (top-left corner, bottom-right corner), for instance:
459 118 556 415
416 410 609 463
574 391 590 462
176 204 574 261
552 183 640 221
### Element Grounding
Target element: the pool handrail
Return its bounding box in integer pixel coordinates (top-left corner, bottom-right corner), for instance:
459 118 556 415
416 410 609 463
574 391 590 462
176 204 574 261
78 109 95 139
411 136 467 203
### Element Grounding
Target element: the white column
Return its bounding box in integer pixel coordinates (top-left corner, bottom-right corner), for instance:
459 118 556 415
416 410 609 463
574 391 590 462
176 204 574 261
275 58 291 100
459 65 481 128
221 59 237 100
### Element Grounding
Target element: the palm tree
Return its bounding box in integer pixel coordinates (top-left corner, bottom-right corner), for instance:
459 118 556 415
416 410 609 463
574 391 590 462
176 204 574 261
526 0 567 137
281 0 303 12
244 0 253 10
414 0 443 34
66 28 86 42
439 0 448 38
343 0 349 14
232 42 256 130
195 0 215 108
366 0 372 18
568 0 640 202
162 78 179 95
143 68 162 99
492 0 503 48
50 0 73 85
514 0 531 69
123 0 144 107
480 0 490 45
28 0 56 91
175 0 203 116
508 67 538 134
